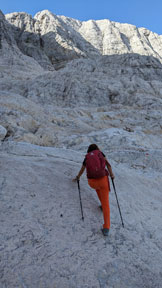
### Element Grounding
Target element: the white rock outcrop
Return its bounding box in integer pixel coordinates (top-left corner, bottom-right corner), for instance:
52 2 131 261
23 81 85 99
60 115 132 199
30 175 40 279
0 141 162 287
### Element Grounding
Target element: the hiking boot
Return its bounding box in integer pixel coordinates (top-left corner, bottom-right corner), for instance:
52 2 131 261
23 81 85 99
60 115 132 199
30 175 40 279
102 228 109 236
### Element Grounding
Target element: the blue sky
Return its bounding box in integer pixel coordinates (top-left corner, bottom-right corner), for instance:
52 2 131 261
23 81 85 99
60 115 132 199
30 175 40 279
1 0 162 35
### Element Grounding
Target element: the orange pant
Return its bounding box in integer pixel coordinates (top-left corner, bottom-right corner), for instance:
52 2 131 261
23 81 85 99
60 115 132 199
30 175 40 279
88 176 110 229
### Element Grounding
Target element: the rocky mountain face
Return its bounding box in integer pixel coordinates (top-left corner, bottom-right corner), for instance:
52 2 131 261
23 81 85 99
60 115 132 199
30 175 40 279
4 10 162 68
0 9 162 151
0 9 162 287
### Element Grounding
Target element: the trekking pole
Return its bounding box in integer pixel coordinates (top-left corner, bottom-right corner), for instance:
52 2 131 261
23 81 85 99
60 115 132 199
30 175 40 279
111 178 124 228
77 179 84 221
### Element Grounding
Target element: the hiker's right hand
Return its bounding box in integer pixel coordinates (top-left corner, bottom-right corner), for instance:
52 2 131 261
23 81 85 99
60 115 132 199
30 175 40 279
72 176 79 182
110 173 115 179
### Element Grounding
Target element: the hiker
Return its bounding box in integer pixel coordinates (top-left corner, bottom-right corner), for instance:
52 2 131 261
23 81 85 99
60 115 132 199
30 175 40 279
73 144 114 236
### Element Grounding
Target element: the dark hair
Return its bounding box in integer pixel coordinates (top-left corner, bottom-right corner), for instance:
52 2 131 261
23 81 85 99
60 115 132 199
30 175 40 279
87 144 99 153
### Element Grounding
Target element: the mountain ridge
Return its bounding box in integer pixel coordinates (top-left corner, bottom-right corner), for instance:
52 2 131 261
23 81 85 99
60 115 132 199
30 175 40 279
4 9 162 69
